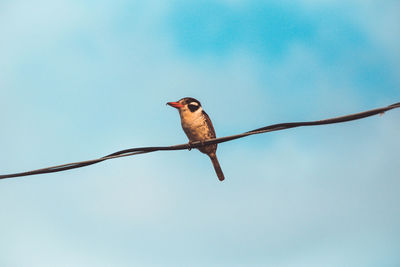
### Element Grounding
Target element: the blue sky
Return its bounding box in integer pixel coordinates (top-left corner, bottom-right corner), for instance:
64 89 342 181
1 0 399 266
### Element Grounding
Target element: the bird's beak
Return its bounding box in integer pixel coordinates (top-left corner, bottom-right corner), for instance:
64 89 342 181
167 102 184 109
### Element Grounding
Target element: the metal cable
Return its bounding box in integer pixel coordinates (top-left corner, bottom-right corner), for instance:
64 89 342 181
1 102 399 180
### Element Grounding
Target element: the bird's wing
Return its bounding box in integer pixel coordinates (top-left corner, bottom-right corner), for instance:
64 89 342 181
202 110 216 138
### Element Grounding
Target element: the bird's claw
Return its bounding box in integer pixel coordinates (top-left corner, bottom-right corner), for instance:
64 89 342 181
187 140 206 151
186 142 193 151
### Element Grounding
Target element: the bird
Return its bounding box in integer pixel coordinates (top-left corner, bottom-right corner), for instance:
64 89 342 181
167 97 225 181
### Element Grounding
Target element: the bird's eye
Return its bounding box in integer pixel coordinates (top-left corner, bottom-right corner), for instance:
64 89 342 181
188 104 200 112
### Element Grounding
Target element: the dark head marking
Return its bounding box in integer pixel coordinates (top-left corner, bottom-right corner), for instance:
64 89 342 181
188 103 200 112
179 97 202 112
179 97 202 106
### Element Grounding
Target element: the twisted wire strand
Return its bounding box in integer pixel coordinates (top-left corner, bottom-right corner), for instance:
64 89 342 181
1 102 399 180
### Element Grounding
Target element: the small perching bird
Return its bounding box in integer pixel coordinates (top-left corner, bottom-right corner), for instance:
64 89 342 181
167 97 225 181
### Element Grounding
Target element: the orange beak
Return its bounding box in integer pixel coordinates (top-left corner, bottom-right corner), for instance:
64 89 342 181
167 102 184 109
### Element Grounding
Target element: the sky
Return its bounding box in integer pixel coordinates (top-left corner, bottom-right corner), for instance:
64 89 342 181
0 0 400 266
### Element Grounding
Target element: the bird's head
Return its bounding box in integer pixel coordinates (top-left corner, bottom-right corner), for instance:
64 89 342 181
167 97 203 114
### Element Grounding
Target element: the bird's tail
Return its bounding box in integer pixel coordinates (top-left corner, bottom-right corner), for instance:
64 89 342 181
209 153 225 181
